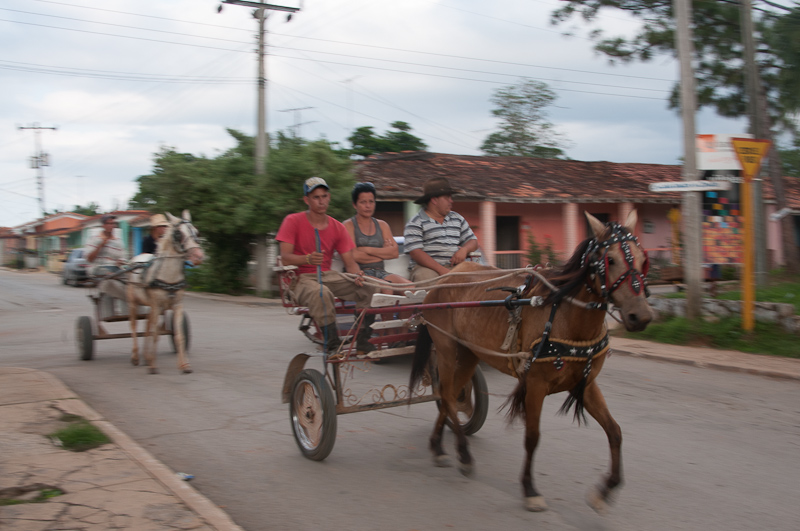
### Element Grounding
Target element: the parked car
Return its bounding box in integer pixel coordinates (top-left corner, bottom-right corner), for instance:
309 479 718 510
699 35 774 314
62 249 92 286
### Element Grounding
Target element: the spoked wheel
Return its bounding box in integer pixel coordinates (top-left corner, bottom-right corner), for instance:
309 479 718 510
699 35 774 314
290 369 337 461
168 312 191 353
76 316 94 361
439 365 489 436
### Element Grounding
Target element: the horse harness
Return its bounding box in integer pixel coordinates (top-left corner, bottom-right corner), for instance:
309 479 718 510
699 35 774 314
505 222 648 378
138 220 199 292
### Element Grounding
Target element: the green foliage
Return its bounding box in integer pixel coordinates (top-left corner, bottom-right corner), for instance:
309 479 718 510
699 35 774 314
347 121 428 157
50 416 110 452
629 316 800 359
481 79 569 158
70 202 100 216
551 1 800 140
0 489 64 506
129 130 355 294
525 233 557 266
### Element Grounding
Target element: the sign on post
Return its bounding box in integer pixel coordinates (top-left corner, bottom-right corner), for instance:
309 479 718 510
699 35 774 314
649 181 731 193
731 137 772 332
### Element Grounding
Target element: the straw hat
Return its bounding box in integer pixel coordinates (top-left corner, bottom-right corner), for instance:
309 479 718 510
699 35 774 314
150 214 169 228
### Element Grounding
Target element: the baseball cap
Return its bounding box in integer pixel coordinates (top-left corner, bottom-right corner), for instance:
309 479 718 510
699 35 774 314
303 176 330 195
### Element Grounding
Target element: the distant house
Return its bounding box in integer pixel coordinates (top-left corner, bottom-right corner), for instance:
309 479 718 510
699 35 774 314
354 152 800 269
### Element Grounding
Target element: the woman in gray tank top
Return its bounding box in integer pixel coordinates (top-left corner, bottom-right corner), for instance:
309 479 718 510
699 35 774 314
343 182 412 291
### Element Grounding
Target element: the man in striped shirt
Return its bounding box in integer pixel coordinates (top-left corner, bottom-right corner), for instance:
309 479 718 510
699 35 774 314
403 177 479 282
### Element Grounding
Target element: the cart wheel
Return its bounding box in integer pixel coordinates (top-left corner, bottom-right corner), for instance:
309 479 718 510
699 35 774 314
170 312 191 353
440 365 489 436
290 369 337 461
76 316 94 361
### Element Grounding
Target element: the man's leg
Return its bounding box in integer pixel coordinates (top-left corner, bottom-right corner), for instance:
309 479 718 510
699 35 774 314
410 265 442 283
292 274 341 352
321 271 379 354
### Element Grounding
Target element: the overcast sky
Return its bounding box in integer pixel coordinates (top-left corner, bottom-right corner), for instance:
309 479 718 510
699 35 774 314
0 0 747 228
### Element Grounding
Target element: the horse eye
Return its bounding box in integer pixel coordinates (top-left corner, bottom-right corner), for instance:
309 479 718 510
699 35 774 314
608 256 615 265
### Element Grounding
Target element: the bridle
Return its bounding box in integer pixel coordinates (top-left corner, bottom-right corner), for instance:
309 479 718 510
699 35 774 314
170 219 201 256
582 222 650 300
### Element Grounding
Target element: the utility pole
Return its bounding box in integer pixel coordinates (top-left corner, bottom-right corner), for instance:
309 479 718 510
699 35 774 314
278 106 313 137
342 76 361 132
221 1 300 176
220 1 300 297
672 0 702 320
739 0 768 286
18 123 57 217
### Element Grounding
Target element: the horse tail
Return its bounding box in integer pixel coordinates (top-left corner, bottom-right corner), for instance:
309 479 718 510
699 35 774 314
502 378 527 423
557 376 589 425
408 324 433 398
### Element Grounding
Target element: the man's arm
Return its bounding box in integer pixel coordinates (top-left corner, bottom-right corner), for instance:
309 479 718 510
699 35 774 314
340 249 365 286
279 241 322 267
450 238 479 266
85 236 104 263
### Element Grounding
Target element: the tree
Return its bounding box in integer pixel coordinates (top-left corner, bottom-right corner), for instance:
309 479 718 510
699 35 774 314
71 202 100 216
551 0 800 273
130 129 355 293
347 121 428 157
480 79 570 158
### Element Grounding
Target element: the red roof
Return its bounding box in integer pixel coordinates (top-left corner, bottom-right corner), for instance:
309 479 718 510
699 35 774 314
355 152 798 206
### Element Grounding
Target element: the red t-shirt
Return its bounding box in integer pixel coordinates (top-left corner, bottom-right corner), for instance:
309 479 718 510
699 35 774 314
276 212 355 274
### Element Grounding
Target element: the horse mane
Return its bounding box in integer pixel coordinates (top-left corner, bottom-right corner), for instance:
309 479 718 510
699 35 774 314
531 233 603 305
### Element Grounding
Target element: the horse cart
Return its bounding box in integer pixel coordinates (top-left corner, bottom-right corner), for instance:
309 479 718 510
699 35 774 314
75 290 190 361
276 263 491 461
277 212 655 513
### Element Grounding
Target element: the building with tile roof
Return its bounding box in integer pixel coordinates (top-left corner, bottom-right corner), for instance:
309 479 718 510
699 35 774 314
355 152 799 270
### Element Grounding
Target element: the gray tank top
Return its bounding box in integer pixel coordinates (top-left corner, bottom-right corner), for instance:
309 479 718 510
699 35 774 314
350 217 385 270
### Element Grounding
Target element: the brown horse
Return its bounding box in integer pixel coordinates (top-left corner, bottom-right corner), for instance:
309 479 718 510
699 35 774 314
409 210 653 513
127 211 205 374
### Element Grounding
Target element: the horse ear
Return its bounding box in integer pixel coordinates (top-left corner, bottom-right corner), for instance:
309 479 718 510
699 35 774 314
165 212 178 223
585 212 606 239
624 209 638 233
182 209 191 222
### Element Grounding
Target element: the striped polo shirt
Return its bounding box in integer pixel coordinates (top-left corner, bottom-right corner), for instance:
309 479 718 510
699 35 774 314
403 209 477 268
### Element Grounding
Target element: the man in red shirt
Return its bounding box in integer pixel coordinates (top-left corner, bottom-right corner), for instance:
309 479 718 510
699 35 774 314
276 177 378 354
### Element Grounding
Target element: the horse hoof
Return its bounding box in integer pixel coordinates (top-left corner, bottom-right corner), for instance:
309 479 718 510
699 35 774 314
182 367 193 374
148 367 159 375
131 358 139 366
458 462 474 477
586 486 609 515
433 454 452 468
525 496 548 512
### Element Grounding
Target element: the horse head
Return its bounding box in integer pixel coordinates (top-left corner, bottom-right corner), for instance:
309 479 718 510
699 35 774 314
164 210 205 266
583 210 654 332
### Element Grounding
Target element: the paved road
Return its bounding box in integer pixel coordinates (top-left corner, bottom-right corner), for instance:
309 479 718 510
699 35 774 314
1 269 799 530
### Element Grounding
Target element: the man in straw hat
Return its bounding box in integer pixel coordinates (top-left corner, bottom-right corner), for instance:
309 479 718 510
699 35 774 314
141 213 169 255
403 176 479 282
276 177 379 355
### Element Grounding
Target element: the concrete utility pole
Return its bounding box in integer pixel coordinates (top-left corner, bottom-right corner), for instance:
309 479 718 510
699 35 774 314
739 0 768 286
672 0 703 320
221 1 300 175
18 123 57 217
221 1 300 297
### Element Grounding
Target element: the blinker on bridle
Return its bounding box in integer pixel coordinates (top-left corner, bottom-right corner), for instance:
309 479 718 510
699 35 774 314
582 222 650 299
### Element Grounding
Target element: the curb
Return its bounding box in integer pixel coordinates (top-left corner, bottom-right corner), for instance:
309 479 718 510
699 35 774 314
34 370 245 531
611 346 800 382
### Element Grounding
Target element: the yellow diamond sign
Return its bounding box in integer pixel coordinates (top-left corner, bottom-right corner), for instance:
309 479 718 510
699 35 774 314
731 137 771 181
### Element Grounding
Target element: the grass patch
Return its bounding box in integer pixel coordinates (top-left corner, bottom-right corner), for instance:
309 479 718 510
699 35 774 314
627 315 800 358
0 488 64 506
49 416 110 452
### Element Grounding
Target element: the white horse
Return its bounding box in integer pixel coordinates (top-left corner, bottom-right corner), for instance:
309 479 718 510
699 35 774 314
127 210 205 374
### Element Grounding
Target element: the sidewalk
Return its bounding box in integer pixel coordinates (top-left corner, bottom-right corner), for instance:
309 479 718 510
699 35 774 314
0 368 244 531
